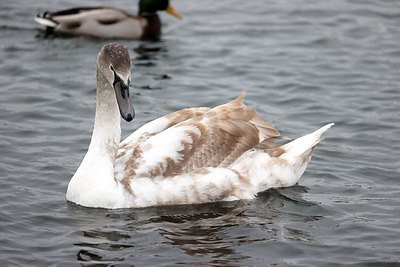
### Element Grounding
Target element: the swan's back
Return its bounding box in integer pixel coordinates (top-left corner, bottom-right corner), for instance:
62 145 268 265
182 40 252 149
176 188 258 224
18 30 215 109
115 93 281 182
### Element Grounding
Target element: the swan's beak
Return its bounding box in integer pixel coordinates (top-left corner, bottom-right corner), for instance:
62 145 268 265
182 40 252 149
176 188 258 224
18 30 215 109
166 4 183 19
114 80 135 122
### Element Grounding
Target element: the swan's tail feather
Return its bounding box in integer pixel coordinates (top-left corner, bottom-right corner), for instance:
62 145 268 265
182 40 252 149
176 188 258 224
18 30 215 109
280 123 334 157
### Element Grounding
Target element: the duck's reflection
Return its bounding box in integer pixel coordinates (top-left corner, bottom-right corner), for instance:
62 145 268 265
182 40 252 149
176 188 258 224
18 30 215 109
130 42 172 91
68 185 323 265
133 42 168 66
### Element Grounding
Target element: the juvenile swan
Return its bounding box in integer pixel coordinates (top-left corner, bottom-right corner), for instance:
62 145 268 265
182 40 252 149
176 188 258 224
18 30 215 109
66 43 334 209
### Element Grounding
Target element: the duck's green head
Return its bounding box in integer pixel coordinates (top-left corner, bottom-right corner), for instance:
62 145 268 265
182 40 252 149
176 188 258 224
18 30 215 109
139 0 182 19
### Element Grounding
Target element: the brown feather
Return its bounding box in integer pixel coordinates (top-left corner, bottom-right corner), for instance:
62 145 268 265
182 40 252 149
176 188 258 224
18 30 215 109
118 94 281 182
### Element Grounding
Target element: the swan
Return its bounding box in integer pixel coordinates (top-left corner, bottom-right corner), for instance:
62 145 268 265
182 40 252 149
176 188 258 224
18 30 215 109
34 0 182 39
66 43 334 209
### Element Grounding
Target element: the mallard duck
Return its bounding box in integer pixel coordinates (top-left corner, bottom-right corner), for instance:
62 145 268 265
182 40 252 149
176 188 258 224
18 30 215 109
34 0 182 39
66 43 334 209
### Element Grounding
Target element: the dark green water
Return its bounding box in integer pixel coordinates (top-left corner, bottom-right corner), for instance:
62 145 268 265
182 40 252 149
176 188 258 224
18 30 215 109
1 0 399 265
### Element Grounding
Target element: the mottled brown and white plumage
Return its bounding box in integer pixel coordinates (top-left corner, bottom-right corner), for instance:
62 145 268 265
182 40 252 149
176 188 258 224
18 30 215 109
66 43 334 209
34 0 182 39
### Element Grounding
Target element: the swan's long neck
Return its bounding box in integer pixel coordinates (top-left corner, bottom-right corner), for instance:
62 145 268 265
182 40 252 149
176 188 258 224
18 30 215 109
90 70 121 157
66 71 122 207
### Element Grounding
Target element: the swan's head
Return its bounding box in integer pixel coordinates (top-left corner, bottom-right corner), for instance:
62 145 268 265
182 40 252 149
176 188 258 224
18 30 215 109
97 43 135 122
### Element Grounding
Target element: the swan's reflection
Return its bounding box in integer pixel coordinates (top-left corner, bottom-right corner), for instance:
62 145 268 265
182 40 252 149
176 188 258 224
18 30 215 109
68 185 323 265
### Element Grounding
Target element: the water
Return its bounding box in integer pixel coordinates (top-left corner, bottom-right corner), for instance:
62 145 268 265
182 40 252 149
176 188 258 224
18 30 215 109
1 0 400 265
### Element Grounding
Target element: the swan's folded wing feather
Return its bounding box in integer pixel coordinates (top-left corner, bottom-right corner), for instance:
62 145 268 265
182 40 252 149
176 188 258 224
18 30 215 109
119 107 210 148
115 107 210 180
115 95 280 183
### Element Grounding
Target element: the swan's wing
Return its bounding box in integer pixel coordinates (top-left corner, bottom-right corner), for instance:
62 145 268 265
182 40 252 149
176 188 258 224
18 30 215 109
119 107 211 147
115 94 280 182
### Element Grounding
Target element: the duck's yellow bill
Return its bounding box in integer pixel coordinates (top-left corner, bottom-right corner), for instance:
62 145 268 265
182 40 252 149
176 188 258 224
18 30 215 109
166 4 183 19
